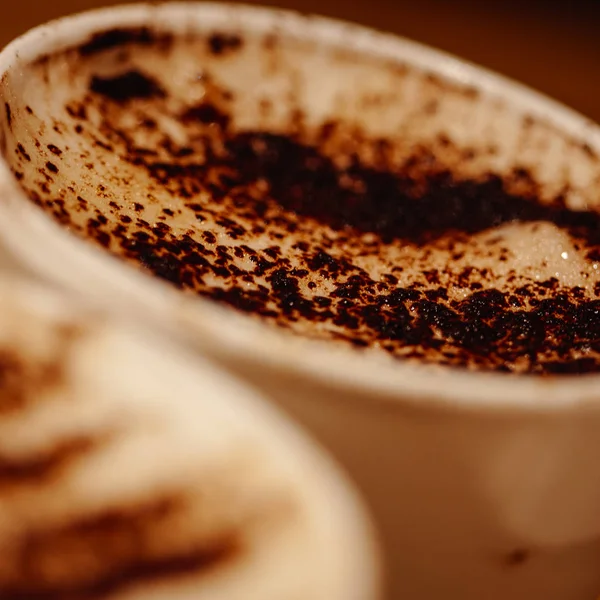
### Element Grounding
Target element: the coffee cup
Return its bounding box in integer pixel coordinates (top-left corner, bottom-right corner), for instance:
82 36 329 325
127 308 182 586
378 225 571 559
0 4 600 598
0 273 380 599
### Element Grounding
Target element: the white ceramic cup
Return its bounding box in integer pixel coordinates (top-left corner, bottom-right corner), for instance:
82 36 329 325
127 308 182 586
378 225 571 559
0 273 380 599
0 4 600 599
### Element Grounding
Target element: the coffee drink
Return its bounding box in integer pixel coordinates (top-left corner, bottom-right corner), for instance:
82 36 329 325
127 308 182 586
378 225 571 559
3 6 600 600
0 276 380 600
2 19 600 376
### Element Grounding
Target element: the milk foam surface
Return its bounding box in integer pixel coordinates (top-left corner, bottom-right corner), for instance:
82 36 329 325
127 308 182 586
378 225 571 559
0 279 377 600
2 26 600 375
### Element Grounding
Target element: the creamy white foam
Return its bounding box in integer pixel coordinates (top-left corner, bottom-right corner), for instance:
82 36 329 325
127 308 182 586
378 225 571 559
0 277 380 599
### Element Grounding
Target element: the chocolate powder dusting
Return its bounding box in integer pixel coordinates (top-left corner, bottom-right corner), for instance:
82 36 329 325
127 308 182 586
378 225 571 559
0 497 240 600
207 131 600 246
80 116 600 374
182 102 231 129
78 27 156 56
207 32 243 56
8 31 600 376
0 436 98 487
90 70 166 103
0 326 76 414
4 102 12 128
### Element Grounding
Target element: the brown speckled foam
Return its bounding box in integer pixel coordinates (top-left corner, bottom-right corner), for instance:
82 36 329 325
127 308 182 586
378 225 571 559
0 278 378 600
2 25 600 375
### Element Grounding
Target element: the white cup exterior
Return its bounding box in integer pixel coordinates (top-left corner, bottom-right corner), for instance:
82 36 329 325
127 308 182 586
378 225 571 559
1 4 600 598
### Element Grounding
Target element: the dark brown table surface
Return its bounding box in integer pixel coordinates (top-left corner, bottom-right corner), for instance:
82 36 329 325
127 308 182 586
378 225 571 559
1 0 599 121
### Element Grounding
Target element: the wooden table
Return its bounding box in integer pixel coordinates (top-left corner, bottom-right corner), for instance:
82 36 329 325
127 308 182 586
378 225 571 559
1 0 598 121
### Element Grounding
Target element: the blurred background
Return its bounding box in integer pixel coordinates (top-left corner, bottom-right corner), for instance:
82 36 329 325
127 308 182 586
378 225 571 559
0 0 598 121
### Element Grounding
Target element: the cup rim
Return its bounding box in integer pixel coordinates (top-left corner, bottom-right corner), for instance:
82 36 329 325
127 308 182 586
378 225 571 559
1 1 600 416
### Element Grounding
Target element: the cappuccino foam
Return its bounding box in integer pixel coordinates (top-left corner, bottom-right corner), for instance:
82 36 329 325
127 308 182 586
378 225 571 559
2 26 600 375
0 279 377 600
